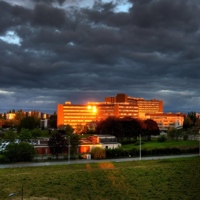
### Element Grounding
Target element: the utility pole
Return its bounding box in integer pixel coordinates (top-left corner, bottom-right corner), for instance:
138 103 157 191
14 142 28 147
68 136 70 163
139 134 141 161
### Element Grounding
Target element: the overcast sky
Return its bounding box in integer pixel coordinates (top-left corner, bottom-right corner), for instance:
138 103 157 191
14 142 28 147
0 0 200 114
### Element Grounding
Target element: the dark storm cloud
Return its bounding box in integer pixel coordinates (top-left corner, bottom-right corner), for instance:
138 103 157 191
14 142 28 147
0 0 200 113
32 0 66 4
33 3 66 27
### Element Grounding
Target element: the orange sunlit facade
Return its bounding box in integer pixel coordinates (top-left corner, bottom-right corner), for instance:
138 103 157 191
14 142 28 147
145 113 186 131
57 94 163 129
57 102 97 129
105 94 163 118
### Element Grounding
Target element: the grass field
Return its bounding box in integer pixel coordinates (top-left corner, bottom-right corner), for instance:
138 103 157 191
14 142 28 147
122 140 199 150
0 157 200 200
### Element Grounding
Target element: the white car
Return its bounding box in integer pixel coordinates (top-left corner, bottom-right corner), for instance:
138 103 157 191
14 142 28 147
0 142 10 152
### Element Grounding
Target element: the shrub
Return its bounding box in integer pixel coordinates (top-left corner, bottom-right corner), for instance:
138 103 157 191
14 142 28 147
91 147 106 159
157 135 167 142
183 134 188 141
130 147 138 156
4 142 36 162
0 154 7 163
170 147 181 154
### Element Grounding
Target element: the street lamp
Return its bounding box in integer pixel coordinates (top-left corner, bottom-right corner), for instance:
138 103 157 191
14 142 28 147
68 136 70 163
139 134 141 161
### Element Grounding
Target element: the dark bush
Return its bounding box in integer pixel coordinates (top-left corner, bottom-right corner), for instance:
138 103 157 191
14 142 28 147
171 147 181 154
4 142 36 162
130 148 138 156
157 135 167 142
183 134 188 141
106 146 198 159
0 154 7 163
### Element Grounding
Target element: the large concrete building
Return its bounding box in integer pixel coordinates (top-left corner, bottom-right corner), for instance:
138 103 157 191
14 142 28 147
105 94 163 118
57 93 163 130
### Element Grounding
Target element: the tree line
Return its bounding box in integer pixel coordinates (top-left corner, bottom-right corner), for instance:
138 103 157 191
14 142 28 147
167 111 200 141
95 117 160 143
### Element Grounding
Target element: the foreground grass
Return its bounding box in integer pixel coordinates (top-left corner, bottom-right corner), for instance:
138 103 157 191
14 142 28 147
0 157 200 200
122 140 199 150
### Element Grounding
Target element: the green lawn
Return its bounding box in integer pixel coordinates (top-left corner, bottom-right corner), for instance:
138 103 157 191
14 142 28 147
122 140 199 150
0 157 200 200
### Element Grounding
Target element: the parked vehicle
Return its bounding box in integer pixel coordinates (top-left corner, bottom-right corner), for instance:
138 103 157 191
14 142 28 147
0 141 10 152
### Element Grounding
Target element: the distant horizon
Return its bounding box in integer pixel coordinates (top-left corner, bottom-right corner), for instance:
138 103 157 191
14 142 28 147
0 106 196 116
0 107 56 115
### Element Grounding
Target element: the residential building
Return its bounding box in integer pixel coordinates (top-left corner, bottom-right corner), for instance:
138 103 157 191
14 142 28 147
145 112 186 132
40 119 49 128
27 111 50 119
6 113 16 120
196 113 200 119
79 135 121 153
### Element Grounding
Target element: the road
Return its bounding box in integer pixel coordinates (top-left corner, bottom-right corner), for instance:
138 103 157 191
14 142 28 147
0 154 199 169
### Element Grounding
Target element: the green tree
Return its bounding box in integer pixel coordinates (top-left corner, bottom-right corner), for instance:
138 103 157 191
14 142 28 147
65 124 74 135
18 116 40 133
0 131 5 140
66 133 80 155
174 129 182 141
15 110 26 126
183 116 192 130
41 129 52 137
5 142 36 162
187 111 197 126
48 132 67 159
48 114 57 129
31 128 42 139
90 147 106 159
19 128 32 141
96 117 123 141
57 124 74 135
157 135 167 142
167 127 176 141
4 129 17 142
144 119 160 141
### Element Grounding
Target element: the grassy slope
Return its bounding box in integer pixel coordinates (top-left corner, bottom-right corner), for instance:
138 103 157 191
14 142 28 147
0 157 200 200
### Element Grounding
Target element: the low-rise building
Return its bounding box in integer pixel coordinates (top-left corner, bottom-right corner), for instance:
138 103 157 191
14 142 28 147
145 113 186 132
79 135 121 153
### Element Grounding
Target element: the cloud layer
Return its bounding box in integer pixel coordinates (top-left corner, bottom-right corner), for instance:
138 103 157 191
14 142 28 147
0 0 200 113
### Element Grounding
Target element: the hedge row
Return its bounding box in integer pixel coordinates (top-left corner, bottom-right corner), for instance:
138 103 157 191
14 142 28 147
106 147 199 158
